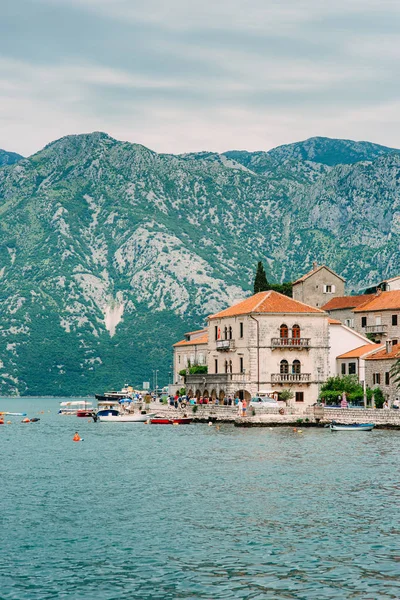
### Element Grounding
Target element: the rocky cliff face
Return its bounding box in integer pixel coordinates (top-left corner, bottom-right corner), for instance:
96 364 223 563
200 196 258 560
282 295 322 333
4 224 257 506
0 133 399 395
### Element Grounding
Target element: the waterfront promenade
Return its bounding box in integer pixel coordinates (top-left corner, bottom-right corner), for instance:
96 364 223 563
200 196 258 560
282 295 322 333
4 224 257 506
146 402 400 428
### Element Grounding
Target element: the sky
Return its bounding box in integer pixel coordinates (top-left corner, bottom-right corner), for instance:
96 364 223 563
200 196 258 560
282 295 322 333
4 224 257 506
1 0 400 156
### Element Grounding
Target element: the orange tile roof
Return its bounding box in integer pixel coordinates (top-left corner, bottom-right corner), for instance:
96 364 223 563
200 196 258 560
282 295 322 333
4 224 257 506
337 343 383 359
365 345 400 360
353 290 400 312
328 318 342 325
322 294 374 311
209 290 325 320
293 264 345 285
173 333 208 347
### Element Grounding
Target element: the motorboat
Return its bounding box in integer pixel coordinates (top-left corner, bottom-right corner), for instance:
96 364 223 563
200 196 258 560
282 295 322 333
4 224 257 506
94 384 135 404
330 422 374 432
59 401 94 415
95 409 156 422
150 417 192 425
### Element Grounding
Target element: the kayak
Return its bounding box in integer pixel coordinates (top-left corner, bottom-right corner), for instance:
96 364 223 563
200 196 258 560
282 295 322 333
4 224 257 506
150 417 192 425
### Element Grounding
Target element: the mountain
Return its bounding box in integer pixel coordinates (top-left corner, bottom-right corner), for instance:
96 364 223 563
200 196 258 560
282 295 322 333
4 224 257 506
0 149 23 167
1 132 400 395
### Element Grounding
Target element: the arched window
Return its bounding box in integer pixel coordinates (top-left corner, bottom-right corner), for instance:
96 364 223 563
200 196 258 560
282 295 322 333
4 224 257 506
280 324 288 340
229 326 232 340
229 360 233 373
280 359 289 374
292 324 300 343
225 360 228 373
224 326 228 340
292 360 301 374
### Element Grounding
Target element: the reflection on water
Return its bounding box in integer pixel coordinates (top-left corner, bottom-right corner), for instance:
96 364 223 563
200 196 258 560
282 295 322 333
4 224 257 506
0 397 399 599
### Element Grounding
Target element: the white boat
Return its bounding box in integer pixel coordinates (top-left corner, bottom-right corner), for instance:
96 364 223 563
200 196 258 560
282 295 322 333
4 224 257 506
96 409 156 422
59 401 94 415
330 422 374 432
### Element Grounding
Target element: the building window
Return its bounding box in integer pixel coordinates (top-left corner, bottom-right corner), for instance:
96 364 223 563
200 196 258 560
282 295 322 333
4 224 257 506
240 357 244 373
373 373 381 385
229 326 232 340
178 355 181 364
393 339 398 346
361 317 367 328
392 315 398 326
341 363 346 375
239 322 244 338
323 284 336 293
229 360 232 374
280 324 288 339
280 359 289 374
385 372 390 385
215 325 218 341
215 359 218 374
224 326 228 340
292 324 300 341
225 360 228 374
348 362 356 375
292 359 301 374
295 392 304 402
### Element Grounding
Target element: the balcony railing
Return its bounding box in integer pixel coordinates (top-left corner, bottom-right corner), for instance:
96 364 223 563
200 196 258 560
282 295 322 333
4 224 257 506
216 339 235 351
271 337 311 348
365 324 388 334
271 373 311 383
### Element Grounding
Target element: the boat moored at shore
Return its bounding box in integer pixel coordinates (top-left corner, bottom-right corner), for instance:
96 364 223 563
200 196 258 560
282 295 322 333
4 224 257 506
329 422 374 432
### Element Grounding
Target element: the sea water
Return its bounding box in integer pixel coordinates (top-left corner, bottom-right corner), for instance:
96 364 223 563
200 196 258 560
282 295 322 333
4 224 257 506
0 397 399 600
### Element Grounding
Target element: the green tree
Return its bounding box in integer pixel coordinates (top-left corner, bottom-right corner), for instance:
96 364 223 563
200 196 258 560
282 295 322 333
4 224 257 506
390 359 400 387
253 261 269 293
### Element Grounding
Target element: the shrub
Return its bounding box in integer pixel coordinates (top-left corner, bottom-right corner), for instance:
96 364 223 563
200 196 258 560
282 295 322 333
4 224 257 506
373 387 385 409
192 405 198 414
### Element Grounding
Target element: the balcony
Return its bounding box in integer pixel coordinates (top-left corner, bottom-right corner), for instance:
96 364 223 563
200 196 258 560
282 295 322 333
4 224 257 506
216 339 235 351
271 373 311 383
271 337 311 349
365 324 388 334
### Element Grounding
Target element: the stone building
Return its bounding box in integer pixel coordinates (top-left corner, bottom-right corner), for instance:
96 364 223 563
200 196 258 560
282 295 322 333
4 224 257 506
185 290 330 407
321 294 374 328
364 340 400 406
353 290 400 342
336 343 383 383
292 263 345 308
172 329 208 386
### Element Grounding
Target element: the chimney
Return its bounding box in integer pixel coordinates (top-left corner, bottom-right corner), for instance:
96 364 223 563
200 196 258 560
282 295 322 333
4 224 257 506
376 287 382 296
386 340 392 355
312 261 318 270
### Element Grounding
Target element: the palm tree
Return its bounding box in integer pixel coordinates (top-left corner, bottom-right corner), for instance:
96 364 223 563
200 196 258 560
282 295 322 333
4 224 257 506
390 359 400 386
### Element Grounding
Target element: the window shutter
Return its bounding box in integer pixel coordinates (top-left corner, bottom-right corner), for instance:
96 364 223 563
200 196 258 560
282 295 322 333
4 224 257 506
332 285 336 293
323 285 327 293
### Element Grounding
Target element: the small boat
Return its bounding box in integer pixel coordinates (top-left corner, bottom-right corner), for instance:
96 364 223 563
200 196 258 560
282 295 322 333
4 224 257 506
59 401 94 415
330 422 374 432
0 412 27 417
150 417 192 425
96 409 156 422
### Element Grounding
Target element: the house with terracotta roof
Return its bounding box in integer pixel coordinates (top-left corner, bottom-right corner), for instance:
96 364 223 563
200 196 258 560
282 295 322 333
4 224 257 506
292 262 345 309
173 329 208 385
364 340 400 405
336 343 383 383
184 290 330 407
328 320 377 377
321 294 374 328
353 290 400 341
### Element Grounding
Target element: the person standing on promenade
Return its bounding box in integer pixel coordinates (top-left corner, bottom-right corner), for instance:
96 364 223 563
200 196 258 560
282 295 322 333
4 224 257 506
242 398 247 417
237 398 243 416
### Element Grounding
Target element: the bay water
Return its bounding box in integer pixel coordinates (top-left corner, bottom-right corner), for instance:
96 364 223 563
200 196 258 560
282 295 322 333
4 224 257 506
1 397 399 599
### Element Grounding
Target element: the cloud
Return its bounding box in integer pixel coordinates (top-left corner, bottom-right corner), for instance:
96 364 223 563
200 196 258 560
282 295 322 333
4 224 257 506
0 0 400 155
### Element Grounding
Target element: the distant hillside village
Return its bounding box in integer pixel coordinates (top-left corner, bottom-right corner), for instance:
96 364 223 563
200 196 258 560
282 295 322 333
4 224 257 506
172 264 400 408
